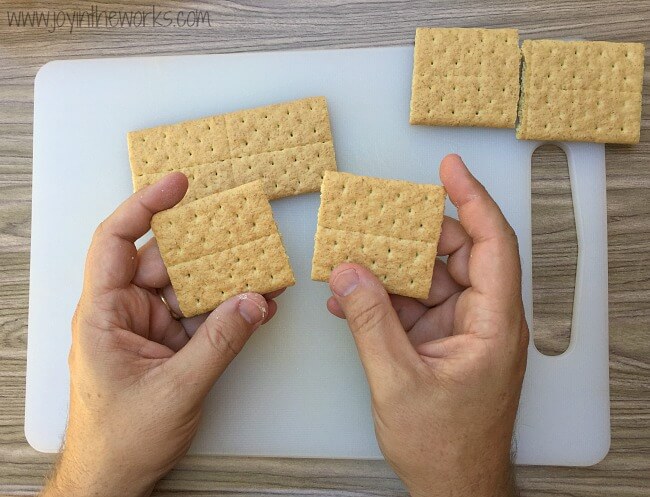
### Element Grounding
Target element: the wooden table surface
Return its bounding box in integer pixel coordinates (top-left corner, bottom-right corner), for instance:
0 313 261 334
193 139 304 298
1 1 648 495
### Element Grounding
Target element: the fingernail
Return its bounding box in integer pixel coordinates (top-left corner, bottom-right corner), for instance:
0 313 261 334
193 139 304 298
332 268 359 297
238 296 265 325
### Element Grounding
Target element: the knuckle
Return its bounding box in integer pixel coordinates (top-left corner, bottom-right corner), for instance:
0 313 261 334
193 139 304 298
501 223 518 246
349 298 390 335
511 232 521 253
205 320 241 360
93 220 108 240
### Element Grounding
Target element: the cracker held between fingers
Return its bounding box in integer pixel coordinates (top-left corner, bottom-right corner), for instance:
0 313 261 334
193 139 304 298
410 27 521 128
151 181 295 317
128 97 337 205
516 39 645 144
311 171 446 299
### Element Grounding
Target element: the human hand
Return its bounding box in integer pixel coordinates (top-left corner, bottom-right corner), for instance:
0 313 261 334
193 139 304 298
327 154 528 497
42 173 284 497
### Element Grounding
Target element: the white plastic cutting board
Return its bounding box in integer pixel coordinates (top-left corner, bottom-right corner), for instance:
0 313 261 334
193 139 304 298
27 46 610 466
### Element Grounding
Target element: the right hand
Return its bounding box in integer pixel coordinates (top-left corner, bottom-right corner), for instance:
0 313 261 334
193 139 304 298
327 154 529 497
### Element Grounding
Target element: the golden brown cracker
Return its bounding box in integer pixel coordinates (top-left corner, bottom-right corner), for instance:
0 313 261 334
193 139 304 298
410 27 520 128
232 141 336 199
132 161 235 204
225 97 333 158
128 116 231 176
517 39 645 144
128 97 337 204
311 171 446 298
152 181 295 317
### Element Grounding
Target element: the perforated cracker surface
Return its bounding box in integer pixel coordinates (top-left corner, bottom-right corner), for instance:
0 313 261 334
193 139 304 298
133 161 235 205
152 181 295 317
517 39 645 144
410 27 520 128
311 171 446 298
128 97 336 204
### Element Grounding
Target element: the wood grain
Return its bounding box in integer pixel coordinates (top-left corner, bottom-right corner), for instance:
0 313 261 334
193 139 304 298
1 1 648 496
531 145 575 356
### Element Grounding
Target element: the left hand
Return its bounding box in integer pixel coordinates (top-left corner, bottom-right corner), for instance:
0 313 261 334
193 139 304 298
42 173 285 497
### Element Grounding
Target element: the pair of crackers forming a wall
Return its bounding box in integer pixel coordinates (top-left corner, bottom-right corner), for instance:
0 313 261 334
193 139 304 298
128 97 337 206
410 27 521 128
411 27 645 144
312 171 446 299
517 39 644 144
152 180 295 317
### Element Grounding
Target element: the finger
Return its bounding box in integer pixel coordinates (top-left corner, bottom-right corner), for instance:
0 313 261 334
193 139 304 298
85 173 188 294
440 154 521 300
437 216 472 256
263 288 286 300
357 259 465 331
440 155 514 243
132 238 170 289
146 292 190 351
165 293 268 404
414 335 459 361
329 263 421 388
161 285 280 337
417 258 466 306
180 312 209 337
437 217 472 287
334 292 434 332
160 285 185 318
389 295 428 331
160 284 283 320
159 286 212 336
407 293 460 346
327 296 344 318
184 297 277 333
262 299 278 324
111 328 176 360
155 320 190 351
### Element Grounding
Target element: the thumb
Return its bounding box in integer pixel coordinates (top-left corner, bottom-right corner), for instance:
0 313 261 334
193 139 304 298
166 292 268 404
329 264 420 389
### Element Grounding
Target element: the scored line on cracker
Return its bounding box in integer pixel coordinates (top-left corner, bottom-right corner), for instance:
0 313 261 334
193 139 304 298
152 180 295 317
311 171 446 299
128 97 337 205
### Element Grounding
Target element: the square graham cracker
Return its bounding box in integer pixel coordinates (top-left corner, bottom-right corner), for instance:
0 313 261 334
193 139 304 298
151 181 295 317
128 97 337 205
410 27 521 128
517 39 645 144
311 171 446 299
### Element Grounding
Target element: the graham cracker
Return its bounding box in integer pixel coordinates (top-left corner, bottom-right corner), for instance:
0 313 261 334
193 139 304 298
151 180 295 317
410 27 520 128
128 97 337 205
517 39 645 144
133 161 235 205
311 171 446 298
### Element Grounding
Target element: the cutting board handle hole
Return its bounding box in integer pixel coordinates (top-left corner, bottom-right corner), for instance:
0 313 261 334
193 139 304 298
531 145 577 356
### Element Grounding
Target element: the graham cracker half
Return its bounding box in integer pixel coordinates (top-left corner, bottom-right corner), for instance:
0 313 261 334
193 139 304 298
517 39 645 144
151 180 295 317
128 97 337 205
410 27 521 128
311 171 446 298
